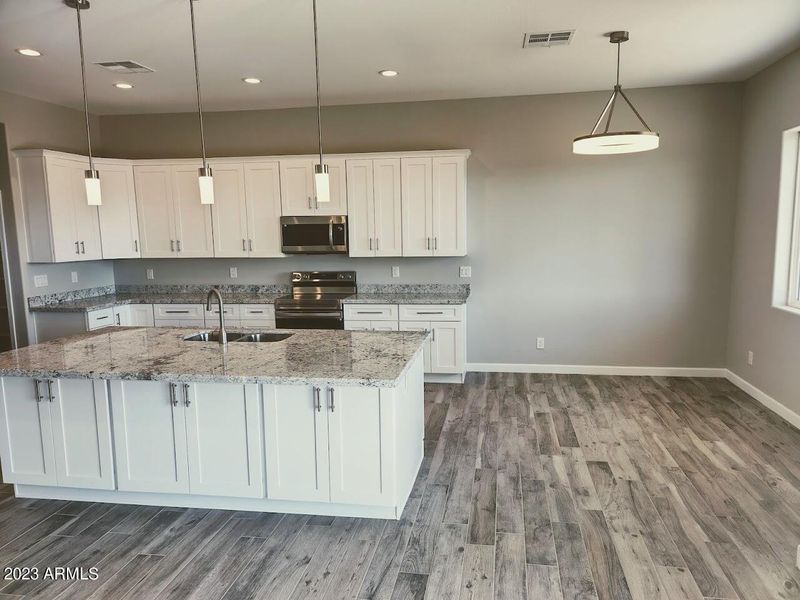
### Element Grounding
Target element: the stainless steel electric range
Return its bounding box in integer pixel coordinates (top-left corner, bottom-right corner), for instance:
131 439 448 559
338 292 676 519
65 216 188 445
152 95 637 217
274 271 356 329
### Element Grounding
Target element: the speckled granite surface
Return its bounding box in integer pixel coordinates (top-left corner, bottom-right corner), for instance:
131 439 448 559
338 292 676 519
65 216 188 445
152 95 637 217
342 293 468 305
0 327 428 387
28 292 286 313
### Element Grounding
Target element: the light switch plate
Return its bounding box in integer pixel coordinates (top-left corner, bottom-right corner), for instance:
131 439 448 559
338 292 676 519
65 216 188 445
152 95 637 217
230 267 238 279
146 269 154 280
33 274 48 288
536 337 545 349
459 266 472 278
392 266 400 278
71 271 78 283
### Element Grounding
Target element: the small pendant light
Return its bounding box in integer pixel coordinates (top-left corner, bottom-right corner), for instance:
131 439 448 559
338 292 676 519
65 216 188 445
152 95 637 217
573 31 659 155
312 0 330 203
188 0 214 204
66 0 101 205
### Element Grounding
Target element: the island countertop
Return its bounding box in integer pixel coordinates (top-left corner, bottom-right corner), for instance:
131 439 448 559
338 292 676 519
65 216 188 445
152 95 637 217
0 327 429 387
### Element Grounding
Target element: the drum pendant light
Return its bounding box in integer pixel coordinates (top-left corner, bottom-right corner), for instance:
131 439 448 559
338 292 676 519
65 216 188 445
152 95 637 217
573 31 659 155
312 0 330 203
66 0 101 205
188 0 214 204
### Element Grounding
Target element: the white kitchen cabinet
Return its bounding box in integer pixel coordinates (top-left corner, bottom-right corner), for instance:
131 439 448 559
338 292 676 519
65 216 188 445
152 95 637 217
15 151 103 263
153 304 205 328
346 158 401 257
0 377 57 485
96 160 140 259
128 304 155 327
244 162 283 257
86 307 115 330
280 158 346 216
430 322 464 374
401 155 466 257
134 164 213 258
113 305 130 326
344 304 398 321
110 380 190 494
210 163 249 258
327 385 393 505
263 384 330 502
398 321 433 372
345 320 399 332
183 382 264 498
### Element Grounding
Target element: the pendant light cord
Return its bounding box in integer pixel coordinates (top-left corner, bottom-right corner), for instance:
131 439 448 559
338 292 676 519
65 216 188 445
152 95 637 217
312 0 323 166
189 0 208 170
615 40 621 87
75 1 94 172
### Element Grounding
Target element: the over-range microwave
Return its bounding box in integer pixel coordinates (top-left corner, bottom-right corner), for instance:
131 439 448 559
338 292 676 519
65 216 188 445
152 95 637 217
280 216 348 254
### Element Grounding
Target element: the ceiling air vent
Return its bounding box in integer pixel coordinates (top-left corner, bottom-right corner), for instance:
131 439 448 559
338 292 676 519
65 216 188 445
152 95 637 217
94 60 154 74
522 30 575 48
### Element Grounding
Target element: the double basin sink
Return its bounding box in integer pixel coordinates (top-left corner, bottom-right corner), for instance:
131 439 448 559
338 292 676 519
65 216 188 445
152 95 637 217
184 332 293 343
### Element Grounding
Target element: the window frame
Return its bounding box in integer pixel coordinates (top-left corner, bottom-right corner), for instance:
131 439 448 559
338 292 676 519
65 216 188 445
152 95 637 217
788 133 800 310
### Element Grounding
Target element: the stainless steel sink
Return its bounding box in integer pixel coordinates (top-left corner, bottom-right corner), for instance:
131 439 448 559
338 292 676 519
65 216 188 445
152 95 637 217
184 332 246 342
235 332 294 343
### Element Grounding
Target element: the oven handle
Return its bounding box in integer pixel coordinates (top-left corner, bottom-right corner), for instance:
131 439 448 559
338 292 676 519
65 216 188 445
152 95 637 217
328 222 334 250
275 310 343 319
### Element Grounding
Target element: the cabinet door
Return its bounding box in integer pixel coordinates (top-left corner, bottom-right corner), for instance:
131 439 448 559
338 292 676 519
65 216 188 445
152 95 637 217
134 165 177 258
110 380 189 493
327 386 393 505
49 379 114 490
184 382 263 498
210 163 249 258
0 377 57 485
432 156 467 256
113 305 131 326
345 159 375 257
399 321 432 372
344 319 371 331
97 162 140 259
401 157 433 256
317 159 347 215
263 384 329 502
244 162 283 257
373 158 402 257
44 157 80 262
280 159 315 216
430 322 465 374
128 304 155 327
172 165 214 257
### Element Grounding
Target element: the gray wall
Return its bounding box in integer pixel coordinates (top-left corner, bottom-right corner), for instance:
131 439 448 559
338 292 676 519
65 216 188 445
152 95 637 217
727 49 800 415
0 90 115 346
104 84 743 368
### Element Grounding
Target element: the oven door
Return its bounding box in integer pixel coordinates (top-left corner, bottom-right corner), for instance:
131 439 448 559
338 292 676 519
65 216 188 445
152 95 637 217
280 216 348 254
275 309 344 330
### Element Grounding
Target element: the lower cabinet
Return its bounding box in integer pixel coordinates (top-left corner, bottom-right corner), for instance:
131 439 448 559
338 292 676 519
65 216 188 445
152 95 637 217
110 380 263 497
0 377 114 489
264 384 393 506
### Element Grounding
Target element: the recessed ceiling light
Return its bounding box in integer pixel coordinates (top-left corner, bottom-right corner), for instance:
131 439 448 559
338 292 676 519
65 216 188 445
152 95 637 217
242 77 262 84
378 70 398 77
16 48 42 57
113 82 133 89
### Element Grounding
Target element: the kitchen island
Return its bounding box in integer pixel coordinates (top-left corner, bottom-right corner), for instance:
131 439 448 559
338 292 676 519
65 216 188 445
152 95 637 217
0 327 426 519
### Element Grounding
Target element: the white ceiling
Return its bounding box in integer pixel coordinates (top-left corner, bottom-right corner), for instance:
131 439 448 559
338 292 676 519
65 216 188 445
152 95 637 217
1 0 799 115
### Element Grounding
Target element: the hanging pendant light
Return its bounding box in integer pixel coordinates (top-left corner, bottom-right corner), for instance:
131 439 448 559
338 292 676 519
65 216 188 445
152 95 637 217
573 31 659 155
312 0 330 203
188 0 214 204
66 0 101 205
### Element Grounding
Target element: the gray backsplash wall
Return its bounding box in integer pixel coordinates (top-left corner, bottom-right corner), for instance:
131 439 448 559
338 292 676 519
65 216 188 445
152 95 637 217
104 83 743 368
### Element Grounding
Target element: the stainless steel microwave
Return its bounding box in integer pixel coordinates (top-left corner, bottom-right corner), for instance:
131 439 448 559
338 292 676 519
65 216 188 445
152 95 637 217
280 216 348 254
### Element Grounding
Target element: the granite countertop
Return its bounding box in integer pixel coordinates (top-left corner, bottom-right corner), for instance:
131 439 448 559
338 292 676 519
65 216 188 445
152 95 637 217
342 293 468 305
28 292 287 313
0 327 428 387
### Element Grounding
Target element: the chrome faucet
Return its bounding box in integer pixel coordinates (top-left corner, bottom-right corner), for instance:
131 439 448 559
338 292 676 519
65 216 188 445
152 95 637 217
206 287 227 345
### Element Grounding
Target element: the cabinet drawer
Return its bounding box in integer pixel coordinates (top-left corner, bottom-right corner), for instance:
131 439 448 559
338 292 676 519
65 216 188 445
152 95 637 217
153 304 205 320
204 304 241 319
87 308 115 330
153 318 205 328
399 304 464 321
345 320 372 331
240 304 275 318
344 304 398 321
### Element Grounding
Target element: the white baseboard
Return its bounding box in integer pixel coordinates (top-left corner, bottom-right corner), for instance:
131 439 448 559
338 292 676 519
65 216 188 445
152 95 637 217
725 370 800 430
466 363 727 378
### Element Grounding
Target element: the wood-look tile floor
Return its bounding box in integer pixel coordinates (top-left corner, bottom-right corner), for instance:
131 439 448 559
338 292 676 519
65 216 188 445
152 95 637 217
0 373 799 599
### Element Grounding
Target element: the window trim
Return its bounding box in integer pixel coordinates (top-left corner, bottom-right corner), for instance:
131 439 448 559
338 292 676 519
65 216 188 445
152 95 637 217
772 126 800 314
787 134 800 309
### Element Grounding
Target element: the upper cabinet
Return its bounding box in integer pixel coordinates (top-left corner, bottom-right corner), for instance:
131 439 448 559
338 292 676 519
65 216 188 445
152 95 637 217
346 158 402 257
96 160 140 259
280 158 347 216
134 163 214 258
402 155 467 257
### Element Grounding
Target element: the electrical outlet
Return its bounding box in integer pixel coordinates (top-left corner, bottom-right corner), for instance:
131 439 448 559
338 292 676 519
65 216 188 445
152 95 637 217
230 267 238 279
392 266 400 278
33 274 48 288
459 266 472 278
536 337 545 350
146 269 154 280
747 350 754 366
71 271 78 283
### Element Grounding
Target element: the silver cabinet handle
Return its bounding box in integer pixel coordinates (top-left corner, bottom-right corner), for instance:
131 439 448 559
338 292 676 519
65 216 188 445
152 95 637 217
376 238 380 251
434 237 438 251
426 237 431 250
432 328 436 342
315 196 319 209
170 240 175 252
75 241 80 254
46 380 55 402
416 311 444 315
164 310 190 314
242 239 247 252
357 311 383 315
95 315 109 320
328 388 335 412
115 314 121 325
169 383 178 407
134 240 138 252
369 238 372 251
177 240 182 252
80 241 85 254
33 380 43 403
313 386 321 412
308 196 312 209
183 383 191 407
248 239 253 252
